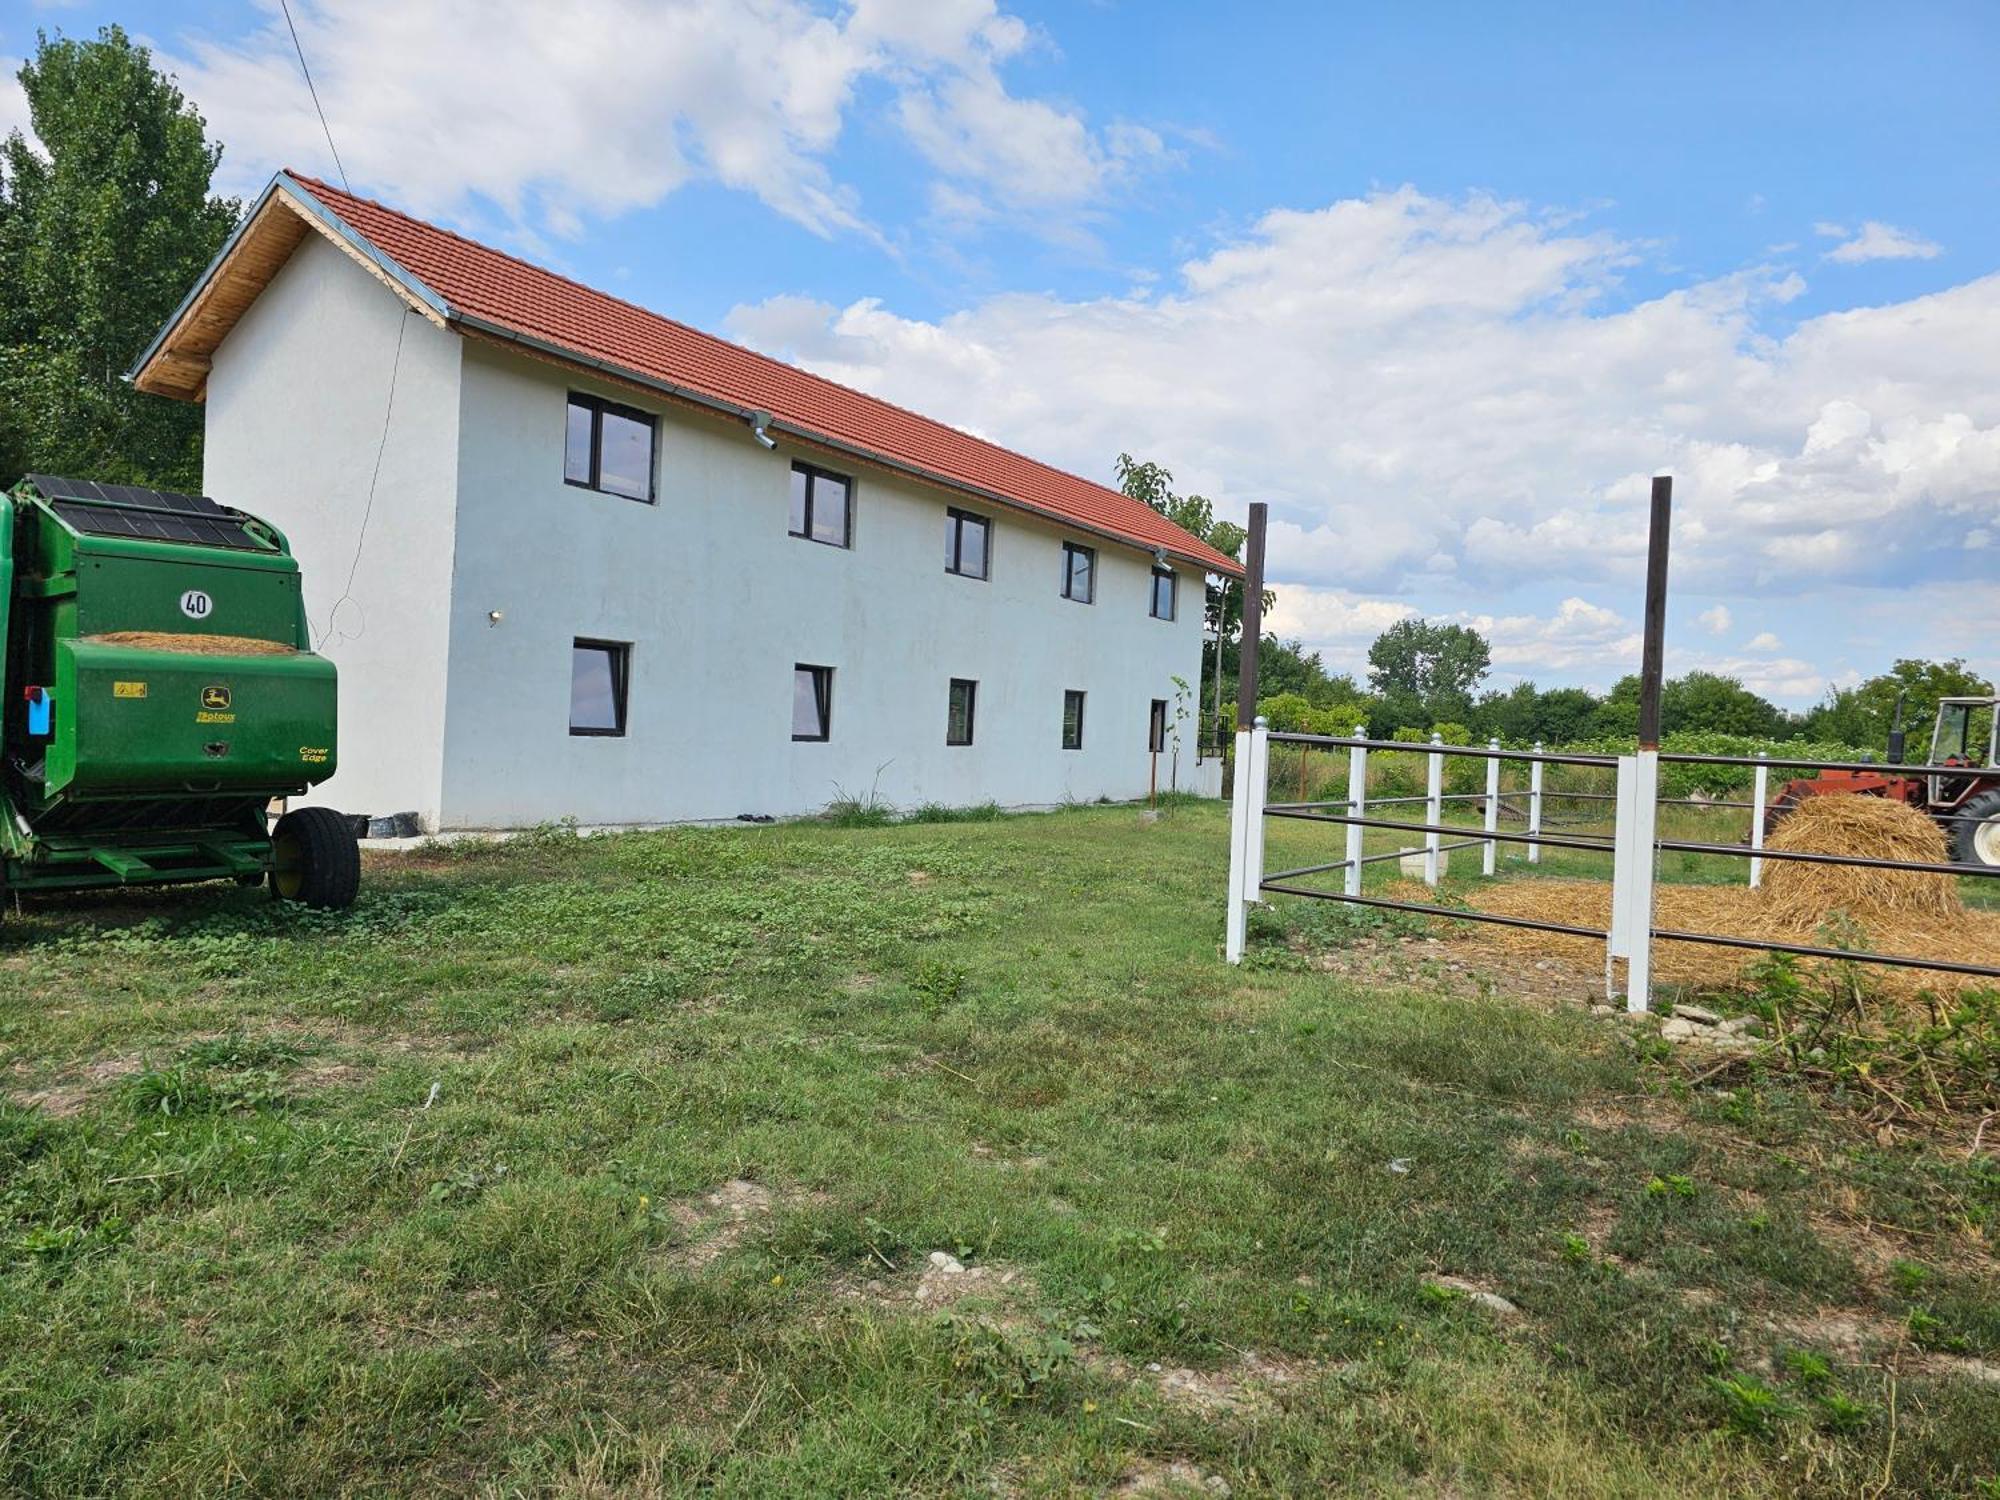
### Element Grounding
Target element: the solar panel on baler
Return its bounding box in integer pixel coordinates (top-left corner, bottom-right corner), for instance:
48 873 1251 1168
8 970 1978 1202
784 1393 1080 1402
30 474 268 551
49 499 266 552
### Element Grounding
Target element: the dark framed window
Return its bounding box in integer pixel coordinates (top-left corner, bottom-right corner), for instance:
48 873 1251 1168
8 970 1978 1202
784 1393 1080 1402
1062 689 1085 750
1150 567 1177 621
1061 542 1095 603
789 462 853 548
792 664 832 742
947 678 977 746
1148 698 1168 754
564 393 656 502
945 508 991 579
570 639 631 736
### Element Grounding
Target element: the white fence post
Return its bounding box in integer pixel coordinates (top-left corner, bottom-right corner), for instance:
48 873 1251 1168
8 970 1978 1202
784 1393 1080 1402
1528 742 1545 865
1225 727 1252 963
1245 718 1270 906
1424 733 1444 887
1483 738 1501 877
1627 749 1659 1013
1749 751 1769 890
1608 752 1659 1012
1343 725 1367 898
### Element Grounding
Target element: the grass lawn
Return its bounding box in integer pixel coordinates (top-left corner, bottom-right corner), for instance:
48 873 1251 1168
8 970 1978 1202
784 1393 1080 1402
2 802 1995 1497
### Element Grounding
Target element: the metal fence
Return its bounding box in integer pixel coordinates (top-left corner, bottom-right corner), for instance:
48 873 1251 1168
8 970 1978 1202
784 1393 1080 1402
1224 722 2000 1009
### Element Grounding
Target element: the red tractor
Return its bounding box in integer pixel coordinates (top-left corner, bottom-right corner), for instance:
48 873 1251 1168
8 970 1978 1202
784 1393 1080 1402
1765 695 2000 870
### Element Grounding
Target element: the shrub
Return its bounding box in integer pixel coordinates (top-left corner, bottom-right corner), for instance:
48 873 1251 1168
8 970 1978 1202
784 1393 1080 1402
1255 692 1313 732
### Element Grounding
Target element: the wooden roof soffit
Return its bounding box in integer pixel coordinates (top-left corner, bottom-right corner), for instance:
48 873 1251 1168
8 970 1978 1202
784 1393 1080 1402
131 178 449 403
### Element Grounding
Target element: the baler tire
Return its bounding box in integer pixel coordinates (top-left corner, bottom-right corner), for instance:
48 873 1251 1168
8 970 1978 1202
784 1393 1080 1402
269 807 361 909
1952 789 2000 871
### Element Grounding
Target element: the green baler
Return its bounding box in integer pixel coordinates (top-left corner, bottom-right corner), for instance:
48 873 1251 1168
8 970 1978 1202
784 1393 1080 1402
1 475 358 911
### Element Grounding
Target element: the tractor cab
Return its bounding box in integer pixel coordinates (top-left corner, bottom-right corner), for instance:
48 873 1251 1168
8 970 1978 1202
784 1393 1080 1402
1922 696 2000 870
1928 697 1999 769
1928 696 1999 804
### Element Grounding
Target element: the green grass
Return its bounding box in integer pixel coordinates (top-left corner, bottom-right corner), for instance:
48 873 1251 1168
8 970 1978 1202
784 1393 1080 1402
1 803 1995 1496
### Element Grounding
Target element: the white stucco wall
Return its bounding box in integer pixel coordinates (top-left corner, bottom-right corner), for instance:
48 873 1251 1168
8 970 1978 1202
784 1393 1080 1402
201 233 463 826
437 342 1209 826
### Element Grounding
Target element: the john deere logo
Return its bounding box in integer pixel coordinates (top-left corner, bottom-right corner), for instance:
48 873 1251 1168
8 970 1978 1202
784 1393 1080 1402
200 685 232 710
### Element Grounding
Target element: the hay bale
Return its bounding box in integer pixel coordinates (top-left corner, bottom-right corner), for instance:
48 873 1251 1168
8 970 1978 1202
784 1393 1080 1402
1759 795 1961 930
85 631 297 657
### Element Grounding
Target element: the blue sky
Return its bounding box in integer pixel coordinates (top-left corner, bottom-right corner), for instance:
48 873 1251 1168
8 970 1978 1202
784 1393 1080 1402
5 0 1997 706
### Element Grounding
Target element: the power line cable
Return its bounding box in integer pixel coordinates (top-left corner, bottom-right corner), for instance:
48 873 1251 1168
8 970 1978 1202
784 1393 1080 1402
278 0 349 191
317 307 411 649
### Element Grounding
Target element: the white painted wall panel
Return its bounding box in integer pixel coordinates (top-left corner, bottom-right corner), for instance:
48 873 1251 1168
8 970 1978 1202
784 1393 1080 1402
437 343 1208 826
201 234 463 827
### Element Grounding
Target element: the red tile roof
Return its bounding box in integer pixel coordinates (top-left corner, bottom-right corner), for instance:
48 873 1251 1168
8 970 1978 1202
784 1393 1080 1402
283 173 1243 577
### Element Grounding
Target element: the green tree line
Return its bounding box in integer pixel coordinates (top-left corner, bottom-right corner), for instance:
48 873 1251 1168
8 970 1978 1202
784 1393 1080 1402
1114 460 1991 756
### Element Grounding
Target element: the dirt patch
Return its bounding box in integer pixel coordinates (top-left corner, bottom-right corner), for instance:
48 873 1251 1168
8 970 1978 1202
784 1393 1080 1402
294 1060 366 1090
7 1056 144 1117
1915 1353 2000 1385
1764 1307 1907 1357
660 1178 825 1270
839 1252 1040 1315
1427 1275 1525 1321
1089 1347 1305 1417
1300 930 1602 1013
1113 1459 1232 1496
969 1141 1048 1172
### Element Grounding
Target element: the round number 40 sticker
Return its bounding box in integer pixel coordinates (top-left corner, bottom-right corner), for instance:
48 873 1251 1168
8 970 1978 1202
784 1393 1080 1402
180 589 213 620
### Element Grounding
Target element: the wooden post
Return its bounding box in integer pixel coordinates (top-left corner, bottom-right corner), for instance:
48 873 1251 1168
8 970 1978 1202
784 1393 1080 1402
1621 474 1673 1013
1235 503 1267 729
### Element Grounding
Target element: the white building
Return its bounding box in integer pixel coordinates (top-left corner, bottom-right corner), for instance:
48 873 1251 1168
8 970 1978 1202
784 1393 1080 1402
132 173 1241 830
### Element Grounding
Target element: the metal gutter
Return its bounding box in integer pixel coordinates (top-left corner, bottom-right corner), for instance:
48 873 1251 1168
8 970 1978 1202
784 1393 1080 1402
273 173 453 324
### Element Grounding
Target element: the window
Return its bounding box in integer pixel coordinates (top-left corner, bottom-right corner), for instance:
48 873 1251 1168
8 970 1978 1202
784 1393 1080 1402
1062 690 1085 750
564 393 656 502
947 678 977 746
789 462 852 548
1150 567 1177 621
792 664 832 742
1148 698 1168 754
945 508 991 579
1061 542 1095 603
570 640 630 736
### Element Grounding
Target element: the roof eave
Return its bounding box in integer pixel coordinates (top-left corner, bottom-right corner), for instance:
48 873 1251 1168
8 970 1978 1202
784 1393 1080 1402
128 172 453 398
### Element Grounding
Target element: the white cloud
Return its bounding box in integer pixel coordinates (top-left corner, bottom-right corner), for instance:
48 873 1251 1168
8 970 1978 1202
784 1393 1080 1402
1674 653 1828 702
1746 631 1783 651
1698 604 1732 635
729 187 2000 597
0 53 34 150
1465 598 1644 679
1262 587 1412 672
159 0 1165 244
725 186 1998 698
1823 220 1942 265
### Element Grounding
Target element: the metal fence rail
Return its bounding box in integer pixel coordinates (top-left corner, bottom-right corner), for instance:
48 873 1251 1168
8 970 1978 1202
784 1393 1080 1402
1226 721 2000 1009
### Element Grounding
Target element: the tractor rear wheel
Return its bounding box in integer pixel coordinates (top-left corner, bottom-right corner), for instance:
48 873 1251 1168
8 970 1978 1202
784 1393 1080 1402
269 806 361 909
1952 789 2000 870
